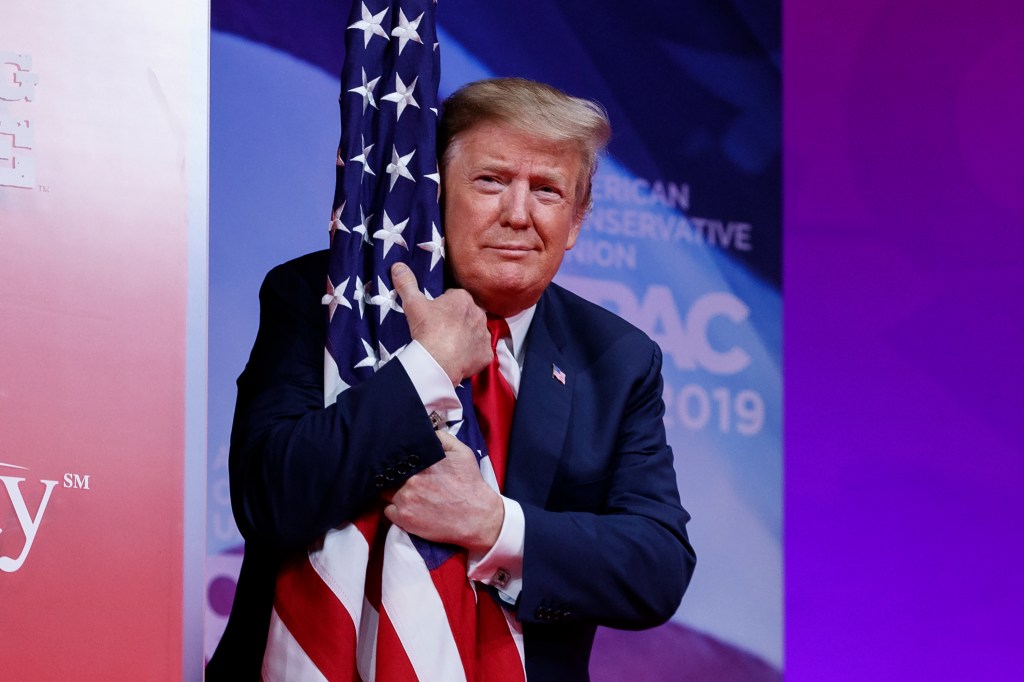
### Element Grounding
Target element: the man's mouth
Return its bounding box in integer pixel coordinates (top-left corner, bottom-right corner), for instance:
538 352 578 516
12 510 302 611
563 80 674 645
486 244 534 253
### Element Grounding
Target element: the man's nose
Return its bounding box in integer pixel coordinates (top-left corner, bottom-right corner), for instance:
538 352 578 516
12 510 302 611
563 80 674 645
500 181 531 229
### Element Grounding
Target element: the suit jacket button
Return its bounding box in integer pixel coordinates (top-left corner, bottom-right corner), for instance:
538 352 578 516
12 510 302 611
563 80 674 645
373 474 386 488
395 461 411 475
384 467 398 482
407 454 421 466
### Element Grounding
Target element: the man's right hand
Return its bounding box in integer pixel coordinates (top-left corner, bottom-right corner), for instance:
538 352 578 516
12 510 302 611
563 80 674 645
391 262 492 386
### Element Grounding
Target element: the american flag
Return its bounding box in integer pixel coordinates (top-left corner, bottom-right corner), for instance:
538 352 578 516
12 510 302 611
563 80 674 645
262 2 525 680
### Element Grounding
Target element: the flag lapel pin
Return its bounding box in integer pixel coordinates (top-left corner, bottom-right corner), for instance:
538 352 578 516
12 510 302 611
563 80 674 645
551 364 566 385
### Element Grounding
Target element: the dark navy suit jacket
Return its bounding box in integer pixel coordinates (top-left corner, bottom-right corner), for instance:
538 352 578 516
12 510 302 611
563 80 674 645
207 250 695 681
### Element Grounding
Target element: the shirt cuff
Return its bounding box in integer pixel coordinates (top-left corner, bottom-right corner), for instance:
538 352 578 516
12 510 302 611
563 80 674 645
467 496 524 606
397 340 462 423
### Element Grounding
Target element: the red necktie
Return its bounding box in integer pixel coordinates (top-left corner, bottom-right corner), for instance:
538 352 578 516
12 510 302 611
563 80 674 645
471 316 516 490
469 316 524 681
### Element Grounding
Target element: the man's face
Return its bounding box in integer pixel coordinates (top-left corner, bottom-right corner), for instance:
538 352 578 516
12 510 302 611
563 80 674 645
443 121 583 317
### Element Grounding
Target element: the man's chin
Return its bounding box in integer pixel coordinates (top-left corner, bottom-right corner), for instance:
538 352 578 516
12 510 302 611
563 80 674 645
472 281 542 317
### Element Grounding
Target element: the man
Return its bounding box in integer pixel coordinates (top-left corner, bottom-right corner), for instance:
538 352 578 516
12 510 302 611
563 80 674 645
209 78 695 680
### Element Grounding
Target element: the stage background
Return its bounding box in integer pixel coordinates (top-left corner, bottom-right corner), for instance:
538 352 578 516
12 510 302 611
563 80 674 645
204 0 782 677
5 0 1020 679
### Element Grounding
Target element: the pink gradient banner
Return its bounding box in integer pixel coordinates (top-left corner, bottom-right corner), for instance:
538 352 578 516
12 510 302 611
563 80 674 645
1 2 204 677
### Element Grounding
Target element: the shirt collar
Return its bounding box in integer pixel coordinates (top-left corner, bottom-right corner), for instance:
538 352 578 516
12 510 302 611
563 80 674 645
503 305 536 365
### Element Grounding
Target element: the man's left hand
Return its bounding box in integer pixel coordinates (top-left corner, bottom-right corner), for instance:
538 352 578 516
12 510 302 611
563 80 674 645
383 431 504 554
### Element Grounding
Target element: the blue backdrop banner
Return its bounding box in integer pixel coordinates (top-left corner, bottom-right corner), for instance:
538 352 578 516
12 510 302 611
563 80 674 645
206 1 780 677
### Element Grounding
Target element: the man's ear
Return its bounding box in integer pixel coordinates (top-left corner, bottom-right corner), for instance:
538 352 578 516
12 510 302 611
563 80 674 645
566 213 582 251
566 190 587 251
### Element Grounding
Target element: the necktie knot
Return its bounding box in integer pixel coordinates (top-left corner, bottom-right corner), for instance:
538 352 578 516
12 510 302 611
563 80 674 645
486 315 511 354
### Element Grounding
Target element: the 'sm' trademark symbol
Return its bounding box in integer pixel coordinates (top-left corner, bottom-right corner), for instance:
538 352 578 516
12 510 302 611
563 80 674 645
63 473 90 490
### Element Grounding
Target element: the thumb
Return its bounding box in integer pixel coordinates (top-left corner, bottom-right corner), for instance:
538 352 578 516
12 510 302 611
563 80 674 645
436 430 473 459
436 430 460 452
391 262 425 312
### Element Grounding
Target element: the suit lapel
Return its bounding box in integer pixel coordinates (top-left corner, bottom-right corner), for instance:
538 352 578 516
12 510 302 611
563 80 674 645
504 289 573 507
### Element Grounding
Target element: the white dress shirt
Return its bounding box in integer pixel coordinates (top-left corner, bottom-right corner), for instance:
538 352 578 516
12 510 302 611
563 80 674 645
397 306 535 605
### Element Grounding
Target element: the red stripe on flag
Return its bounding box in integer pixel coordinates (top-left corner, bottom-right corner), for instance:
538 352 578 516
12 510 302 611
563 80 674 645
428 553 478 680
476 592 526 682
354 507 381 546
275 556 361 682
375 604 420 682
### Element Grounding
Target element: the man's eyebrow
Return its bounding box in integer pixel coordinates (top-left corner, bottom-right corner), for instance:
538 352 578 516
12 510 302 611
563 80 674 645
471 159 515 174
534 170 569 185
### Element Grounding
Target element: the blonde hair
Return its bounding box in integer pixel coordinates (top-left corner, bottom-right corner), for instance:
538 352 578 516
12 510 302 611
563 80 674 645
439 77 611 214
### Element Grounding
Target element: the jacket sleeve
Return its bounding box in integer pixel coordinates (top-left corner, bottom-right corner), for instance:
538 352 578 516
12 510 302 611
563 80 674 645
516 338 696 630
228 256 445 551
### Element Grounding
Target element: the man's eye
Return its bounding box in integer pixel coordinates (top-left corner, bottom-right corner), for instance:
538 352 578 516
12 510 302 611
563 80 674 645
475 176 504 190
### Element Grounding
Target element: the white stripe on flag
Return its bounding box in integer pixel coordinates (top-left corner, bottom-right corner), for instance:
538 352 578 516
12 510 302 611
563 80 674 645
479 455 498 492
357 595 380 682
381 526 467 682
262 608 330 682
309 524 371 631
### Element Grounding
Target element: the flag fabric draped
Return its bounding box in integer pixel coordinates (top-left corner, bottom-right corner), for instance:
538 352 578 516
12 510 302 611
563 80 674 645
261 2 526 680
